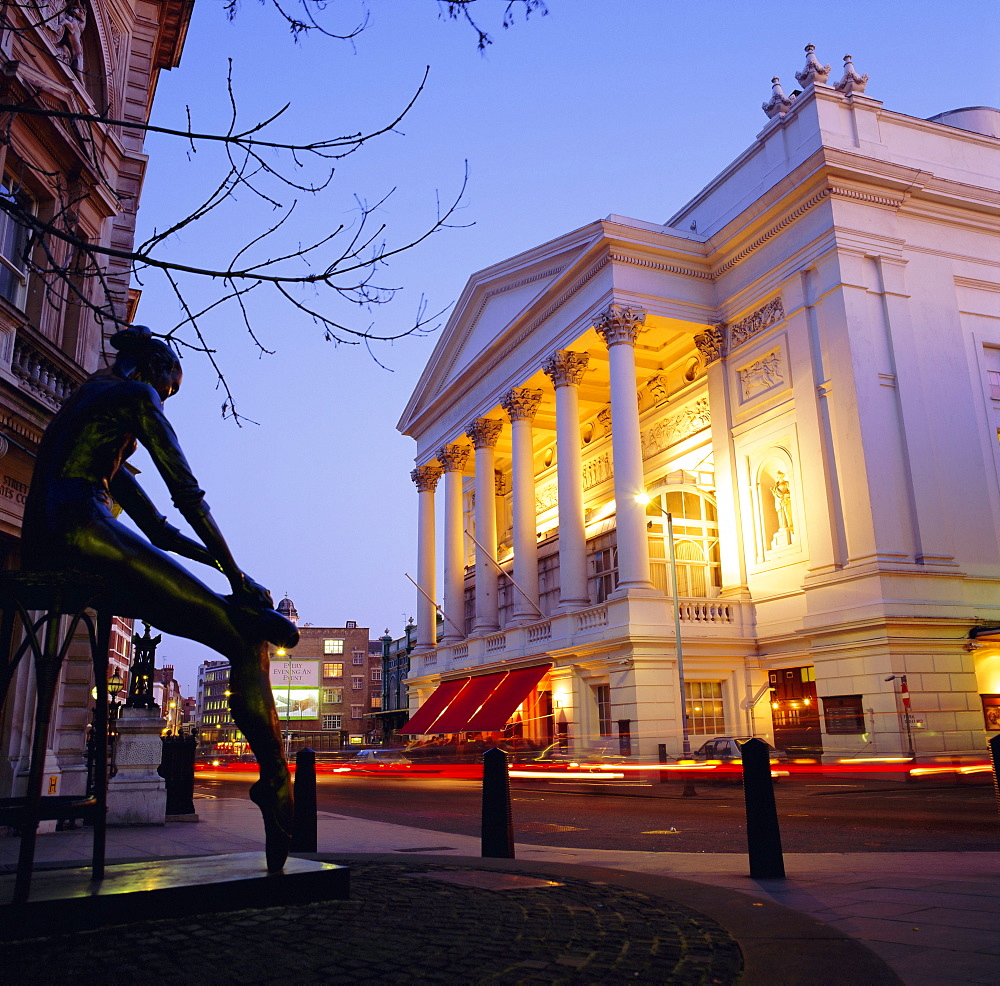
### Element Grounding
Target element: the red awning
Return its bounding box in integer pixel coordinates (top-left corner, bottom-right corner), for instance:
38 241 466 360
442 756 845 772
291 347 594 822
466 665 550 732
399 664 550 735
398 677 466 735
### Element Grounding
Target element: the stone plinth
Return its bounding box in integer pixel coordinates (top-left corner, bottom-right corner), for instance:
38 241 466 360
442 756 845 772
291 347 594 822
107 706 167 826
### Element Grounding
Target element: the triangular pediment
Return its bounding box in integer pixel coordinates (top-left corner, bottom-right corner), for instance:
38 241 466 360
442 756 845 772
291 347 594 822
399 223 607 433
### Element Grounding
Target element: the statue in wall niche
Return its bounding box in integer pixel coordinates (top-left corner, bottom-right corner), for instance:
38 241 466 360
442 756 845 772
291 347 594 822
38 0 87 74
22 325 298 871
770 471 794 532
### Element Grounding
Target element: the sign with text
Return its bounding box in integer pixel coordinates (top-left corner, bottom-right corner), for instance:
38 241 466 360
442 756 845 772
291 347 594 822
269 659 321 720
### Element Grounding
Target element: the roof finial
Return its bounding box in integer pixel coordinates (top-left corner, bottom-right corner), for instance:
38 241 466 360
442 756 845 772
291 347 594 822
762 77 796 119
795 44 831 87
833 54 869 96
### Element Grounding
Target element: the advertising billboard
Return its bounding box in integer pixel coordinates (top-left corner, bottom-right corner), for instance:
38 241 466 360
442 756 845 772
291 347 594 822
269 659 321 720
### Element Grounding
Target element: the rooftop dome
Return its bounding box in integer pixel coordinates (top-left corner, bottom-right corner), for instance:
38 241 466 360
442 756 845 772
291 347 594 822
276 596 299 624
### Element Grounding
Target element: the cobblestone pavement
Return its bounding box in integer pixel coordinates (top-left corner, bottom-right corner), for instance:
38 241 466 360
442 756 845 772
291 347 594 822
1 860 743 985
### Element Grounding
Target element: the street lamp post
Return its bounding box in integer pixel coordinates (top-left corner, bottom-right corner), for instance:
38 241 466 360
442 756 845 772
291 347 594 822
635 493 691 758
277 647 292 756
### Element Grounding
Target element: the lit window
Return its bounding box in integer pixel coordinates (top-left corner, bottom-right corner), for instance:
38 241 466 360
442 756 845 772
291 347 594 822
323 687 343 704
685 681 725 735
323 662 343 678
352 676 363 690
371 695 382 709
324 639 344 654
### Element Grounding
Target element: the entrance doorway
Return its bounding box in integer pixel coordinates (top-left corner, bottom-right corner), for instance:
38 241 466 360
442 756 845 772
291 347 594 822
769 666 822 755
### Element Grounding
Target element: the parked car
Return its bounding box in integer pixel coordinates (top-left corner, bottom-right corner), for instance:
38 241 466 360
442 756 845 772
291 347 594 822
350 749 412 768
690 736 785 762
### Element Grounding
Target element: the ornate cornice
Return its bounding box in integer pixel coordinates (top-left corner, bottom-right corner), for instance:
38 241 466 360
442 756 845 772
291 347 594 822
607 251 711 280
714 188 832 276
542 350 590 388
466 417 503 450
500 387 543 422
593 303 646 348
410 463 443 492
436 443 471 472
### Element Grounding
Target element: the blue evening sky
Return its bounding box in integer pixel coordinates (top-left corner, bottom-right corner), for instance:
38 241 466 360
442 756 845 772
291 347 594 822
127 0 999 692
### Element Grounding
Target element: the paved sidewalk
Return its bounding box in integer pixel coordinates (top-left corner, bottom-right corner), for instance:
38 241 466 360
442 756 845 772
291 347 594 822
1 793 997 985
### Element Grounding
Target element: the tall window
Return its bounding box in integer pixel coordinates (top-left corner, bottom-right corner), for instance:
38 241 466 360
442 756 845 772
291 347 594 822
646 488 720 598
685 681 724 735
0 180 31 307
323 662 343 678
324 639 344 654
594 684 611 737
588 536 619 603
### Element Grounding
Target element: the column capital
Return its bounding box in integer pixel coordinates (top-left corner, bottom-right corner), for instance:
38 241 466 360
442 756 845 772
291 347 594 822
466 417 503 450
501 387 543 422
410 463 443 492
694 322 727 365
594 303 646 348
436 442 471 472
542 350 589 388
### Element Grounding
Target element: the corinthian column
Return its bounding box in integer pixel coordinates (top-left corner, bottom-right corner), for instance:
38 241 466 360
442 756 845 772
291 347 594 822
595 304 654 593
542 350 590 610
436 442 471 642
501 387 543 624
467 417 504 634
410 463 443 650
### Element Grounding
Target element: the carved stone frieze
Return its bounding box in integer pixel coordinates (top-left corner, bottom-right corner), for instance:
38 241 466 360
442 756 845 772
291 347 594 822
542 350 589 388
436 442 471 472
794 44 831 87
597 406 612 435
641 398 711 459
466 417 503 450
582 454 612 491
500 387 543 422
694 323 727 365
729 297 784 350
594 303 646 348
410 463 443 492
494 469 507 496
535 482 558 512
739 349 784 401
834 54 869 95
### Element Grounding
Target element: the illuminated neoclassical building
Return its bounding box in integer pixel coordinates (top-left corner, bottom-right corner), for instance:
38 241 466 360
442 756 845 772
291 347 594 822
397 50 1000 759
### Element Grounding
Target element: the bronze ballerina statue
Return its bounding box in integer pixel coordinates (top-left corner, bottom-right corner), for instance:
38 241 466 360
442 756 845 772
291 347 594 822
22 325 297 870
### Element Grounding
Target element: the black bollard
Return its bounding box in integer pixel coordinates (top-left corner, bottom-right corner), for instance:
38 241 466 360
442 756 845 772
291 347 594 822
158 732 197 817
658 743 670 784
290 747 316 853
989 734 1000 822
742 737 785 879
481 747 514 858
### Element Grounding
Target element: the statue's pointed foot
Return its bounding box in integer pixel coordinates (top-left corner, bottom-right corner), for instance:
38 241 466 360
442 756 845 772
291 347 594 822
250 776 294 872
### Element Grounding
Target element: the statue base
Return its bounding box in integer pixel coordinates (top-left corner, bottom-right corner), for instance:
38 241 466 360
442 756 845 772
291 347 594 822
0 853 348 936
107 706 167 826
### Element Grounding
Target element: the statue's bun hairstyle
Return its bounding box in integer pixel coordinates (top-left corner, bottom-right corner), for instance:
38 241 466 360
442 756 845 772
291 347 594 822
110 325 179 382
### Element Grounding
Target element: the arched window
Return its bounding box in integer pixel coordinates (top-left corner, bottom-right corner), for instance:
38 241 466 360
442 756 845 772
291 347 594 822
646 488 720 598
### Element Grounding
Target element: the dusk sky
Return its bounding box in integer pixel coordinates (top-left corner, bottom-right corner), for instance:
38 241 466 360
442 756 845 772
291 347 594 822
125 0 999 693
